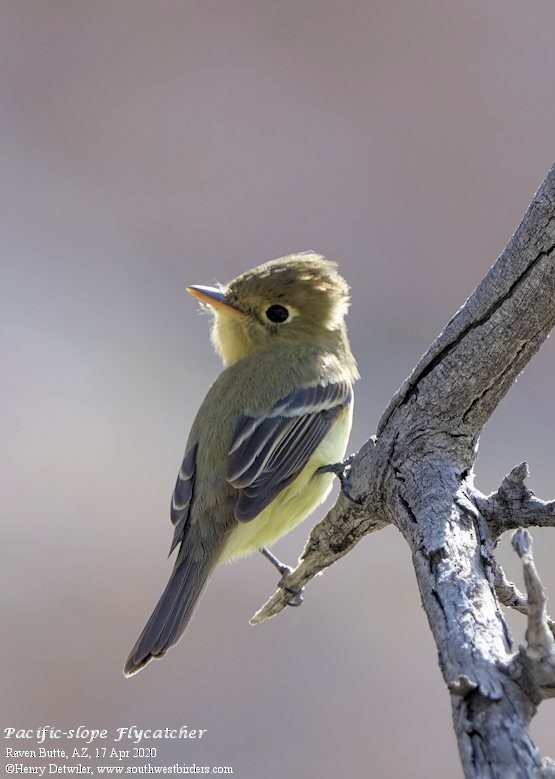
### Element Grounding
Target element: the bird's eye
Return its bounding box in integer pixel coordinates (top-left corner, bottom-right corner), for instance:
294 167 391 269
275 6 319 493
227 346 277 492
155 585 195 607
265 304 289 323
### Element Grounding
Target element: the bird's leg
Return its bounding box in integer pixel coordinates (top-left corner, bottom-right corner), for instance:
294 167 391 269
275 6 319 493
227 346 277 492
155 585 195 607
317 452 361 504
260 546 292 577
259 547 304 607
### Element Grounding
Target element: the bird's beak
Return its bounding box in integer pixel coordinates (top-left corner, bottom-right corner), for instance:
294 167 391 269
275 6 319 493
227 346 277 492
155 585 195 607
186 285 241 314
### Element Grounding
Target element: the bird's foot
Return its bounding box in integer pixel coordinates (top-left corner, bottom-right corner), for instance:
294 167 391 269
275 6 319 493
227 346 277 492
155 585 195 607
278 580 304 607
318 453 361 504
259 547 304 607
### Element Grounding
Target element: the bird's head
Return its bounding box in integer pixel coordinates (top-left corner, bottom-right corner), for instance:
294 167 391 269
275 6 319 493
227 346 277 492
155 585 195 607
187 253 351 366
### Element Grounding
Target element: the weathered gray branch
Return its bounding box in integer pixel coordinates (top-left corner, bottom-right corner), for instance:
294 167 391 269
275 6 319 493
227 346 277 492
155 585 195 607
472 463 555 637
492 550 555 638
510 529 555 703
474 462 555 538
252 164 555 776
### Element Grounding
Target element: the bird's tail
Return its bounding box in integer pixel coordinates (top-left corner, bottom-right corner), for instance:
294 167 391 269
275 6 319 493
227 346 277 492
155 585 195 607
124 551 214 677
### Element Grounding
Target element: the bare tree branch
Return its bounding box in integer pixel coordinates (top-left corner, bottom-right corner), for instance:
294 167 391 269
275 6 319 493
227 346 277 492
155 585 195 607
492 552 555 638
474 462 555 538
510 529 555 702
252 164 555 776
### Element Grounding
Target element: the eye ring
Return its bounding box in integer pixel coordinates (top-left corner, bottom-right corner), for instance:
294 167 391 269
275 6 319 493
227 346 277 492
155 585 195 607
265 304 289 323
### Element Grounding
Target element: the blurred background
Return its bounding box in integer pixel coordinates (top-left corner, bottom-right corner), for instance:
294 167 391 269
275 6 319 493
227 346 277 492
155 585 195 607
2 2 554 777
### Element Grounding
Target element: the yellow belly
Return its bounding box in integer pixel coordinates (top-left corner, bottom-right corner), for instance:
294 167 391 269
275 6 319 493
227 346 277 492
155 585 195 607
218 405 352 563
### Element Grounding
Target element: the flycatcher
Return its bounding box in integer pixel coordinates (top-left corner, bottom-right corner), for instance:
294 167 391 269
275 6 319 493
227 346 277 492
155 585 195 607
124 252 358 676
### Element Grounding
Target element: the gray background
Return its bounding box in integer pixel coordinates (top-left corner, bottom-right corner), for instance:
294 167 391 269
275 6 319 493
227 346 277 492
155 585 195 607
2 2 554 777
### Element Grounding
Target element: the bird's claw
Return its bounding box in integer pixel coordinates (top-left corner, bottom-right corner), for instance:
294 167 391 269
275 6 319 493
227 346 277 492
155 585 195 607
318 454 361 504
260 546 304 607
278 578 304 607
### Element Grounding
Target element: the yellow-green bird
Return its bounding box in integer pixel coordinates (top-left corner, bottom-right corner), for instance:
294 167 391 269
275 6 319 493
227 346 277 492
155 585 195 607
124 252 358 676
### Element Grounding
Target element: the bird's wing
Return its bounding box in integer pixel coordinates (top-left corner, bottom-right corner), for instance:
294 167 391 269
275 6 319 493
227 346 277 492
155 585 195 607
169 442 198 554
226 381 352 522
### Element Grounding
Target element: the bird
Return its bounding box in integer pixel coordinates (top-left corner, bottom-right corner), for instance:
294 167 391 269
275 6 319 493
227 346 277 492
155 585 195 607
124 252 359 676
